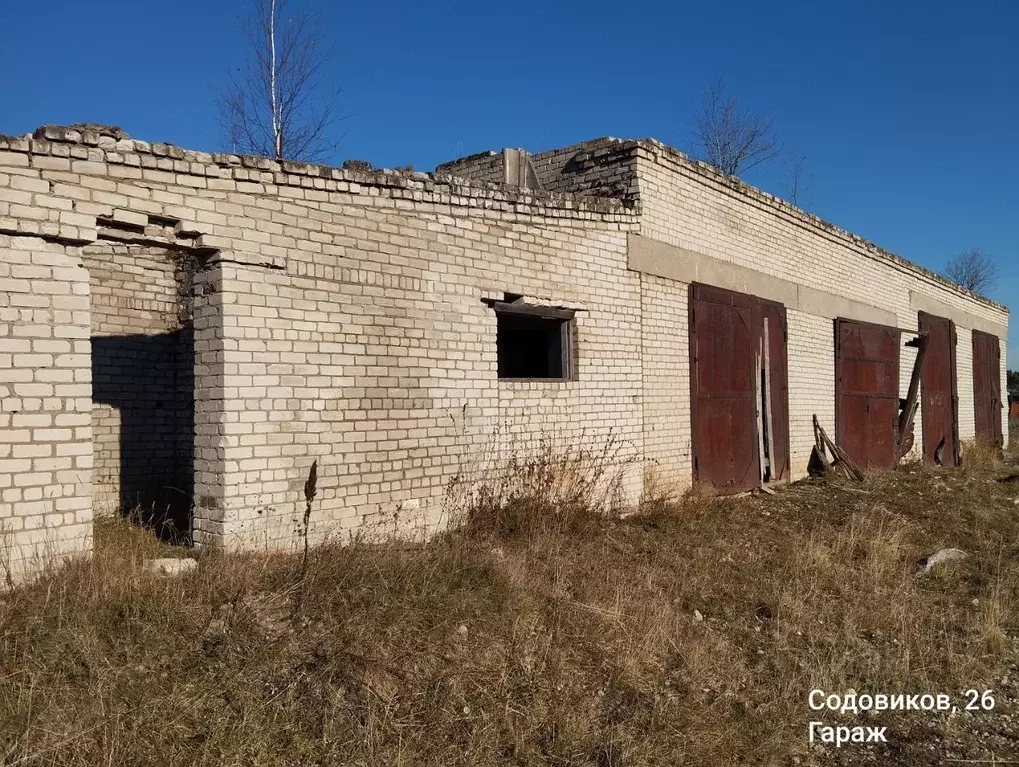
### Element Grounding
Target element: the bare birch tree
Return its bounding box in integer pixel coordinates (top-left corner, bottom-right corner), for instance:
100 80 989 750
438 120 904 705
219 0 341 162
694 78 782 177
944 248 999 295
784 153 813 210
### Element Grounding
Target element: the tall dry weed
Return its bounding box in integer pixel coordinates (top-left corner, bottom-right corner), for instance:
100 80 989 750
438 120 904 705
446 427 634 538
961 438 1005 471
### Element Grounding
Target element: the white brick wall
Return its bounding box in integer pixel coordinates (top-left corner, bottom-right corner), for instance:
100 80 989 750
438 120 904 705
640 274 691 481
0 125 1009 575
786 310 838 474
0 235 92 582
194 219 644 550
957 327 976 441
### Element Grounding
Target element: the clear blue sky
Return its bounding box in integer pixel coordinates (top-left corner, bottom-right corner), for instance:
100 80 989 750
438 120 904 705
2 0 1015 362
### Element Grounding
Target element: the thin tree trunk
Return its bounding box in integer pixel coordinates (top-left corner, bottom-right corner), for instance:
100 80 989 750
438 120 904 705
217 0 342 162
269 0 281 159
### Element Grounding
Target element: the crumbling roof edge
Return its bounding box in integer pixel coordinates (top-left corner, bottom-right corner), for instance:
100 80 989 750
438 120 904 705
434 149 500 170
478 131 1006 315
0 125 639 220
526 136 627 160
435 137 627 171
4 124 1008 316
630 137 1008 316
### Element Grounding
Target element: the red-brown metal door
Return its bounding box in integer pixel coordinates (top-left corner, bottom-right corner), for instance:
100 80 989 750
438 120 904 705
973 330 1003 446
690 285 760 492
835 319 900 471
761 300 790 481
919 312 959 465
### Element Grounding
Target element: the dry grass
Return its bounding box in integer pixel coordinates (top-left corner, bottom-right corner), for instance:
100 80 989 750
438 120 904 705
962 438 1008 472
448 435 629 540
2 451 1019 765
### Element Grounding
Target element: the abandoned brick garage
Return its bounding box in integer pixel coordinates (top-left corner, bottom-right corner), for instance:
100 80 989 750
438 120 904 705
0 125 1009 580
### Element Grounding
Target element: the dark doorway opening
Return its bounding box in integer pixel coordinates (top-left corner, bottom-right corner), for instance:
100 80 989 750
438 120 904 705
85 244 198 545
91 329 194 544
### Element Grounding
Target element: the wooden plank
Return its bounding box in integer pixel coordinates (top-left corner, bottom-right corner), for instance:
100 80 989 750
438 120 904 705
756 346 766 484
763 317 776 482
815 414 865 481
897 330 929 463
762 301 790 481
486 300 576 320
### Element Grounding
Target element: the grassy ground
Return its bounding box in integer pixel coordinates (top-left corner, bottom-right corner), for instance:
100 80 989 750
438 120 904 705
2 451 1019 765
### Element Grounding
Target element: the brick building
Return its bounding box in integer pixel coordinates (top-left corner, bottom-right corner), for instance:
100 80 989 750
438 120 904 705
0 125 1009 581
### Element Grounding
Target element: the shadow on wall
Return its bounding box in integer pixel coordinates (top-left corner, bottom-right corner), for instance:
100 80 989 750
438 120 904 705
91 329 194 543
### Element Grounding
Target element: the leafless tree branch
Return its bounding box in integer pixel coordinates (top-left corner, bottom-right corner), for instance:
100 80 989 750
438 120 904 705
218 0 343 162
694 78 782 177
943 248 999 296
783 153 813 210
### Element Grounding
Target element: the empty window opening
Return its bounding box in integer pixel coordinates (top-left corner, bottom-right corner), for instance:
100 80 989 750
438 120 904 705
486 299 575 381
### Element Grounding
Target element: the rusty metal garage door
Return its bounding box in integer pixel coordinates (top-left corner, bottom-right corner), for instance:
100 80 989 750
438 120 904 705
918 312 959 465
835 319 900 471
689 285 790 492
972 330 1003 446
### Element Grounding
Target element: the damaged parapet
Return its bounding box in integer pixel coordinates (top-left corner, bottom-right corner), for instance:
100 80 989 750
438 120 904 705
435 147 544 191
437 137 639 200
503 149 544 191
34 123 131 147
